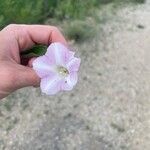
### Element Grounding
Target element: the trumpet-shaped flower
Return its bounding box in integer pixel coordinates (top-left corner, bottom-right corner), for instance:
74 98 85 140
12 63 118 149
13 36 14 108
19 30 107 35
33 42 81 95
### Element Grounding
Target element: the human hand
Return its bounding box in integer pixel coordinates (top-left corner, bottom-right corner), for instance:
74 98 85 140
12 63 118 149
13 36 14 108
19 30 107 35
0 24 67 99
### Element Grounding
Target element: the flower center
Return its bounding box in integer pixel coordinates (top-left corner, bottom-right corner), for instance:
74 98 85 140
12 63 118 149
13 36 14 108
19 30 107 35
57 66 69 77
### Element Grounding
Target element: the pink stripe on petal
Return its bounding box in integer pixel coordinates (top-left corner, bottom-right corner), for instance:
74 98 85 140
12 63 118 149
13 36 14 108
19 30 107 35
41 75 62 95
66 72 78 87
33 56 55 78
46 44 56 64
67 58 81 72
46 43 68 66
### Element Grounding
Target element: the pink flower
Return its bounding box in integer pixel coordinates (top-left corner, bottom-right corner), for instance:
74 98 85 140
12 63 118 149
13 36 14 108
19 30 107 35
33 42 81 95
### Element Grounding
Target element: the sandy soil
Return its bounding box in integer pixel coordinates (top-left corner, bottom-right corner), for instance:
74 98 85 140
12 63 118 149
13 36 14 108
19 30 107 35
0 1 150 150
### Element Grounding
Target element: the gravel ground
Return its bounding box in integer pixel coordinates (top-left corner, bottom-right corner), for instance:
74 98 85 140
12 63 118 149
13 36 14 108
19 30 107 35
0 1 150 150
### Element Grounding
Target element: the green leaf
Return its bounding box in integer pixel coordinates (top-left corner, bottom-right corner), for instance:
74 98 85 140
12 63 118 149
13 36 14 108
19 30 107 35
21 45 47 58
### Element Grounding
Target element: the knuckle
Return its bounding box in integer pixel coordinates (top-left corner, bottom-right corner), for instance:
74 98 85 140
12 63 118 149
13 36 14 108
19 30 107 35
7 72 19 89
4 24 19 31
5 70 16 82
0 69 16 89
51 26 60 33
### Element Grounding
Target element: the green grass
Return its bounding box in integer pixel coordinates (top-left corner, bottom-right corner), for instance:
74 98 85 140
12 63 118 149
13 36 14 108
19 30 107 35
0 0 145 28
0 0 43 28
100 0 145 3
0 0 145 42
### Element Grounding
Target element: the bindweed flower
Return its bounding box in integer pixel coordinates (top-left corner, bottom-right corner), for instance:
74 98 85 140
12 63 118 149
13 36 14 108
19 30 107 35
33 42 81 95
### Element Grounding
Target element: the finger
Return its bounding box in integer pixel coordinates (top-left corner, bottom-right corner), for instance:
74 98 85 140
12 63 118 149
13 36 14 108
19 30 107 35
12 24 68 51
16 65 40 88
28 57 37 67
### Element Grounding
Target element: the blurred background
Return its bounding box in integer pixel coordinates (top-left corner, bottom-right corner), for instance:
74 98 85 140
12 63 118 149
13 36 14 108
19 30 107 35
0 0 150 150
0 0 146 42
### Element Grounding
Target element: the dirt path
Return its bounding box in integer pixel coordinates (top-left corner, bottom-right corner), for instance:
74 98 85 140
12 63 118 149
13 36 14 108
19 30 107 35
0 1 150 150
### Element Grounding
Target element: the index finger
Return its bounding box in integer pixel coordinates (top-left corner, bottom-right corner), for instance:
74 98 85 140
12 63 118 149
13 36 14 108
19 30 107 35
6 24 68 51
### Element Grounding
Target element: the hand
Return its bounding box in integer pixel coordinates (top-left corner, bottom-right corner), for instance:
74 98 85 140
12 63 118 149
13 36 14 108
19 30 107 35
0 24 67 99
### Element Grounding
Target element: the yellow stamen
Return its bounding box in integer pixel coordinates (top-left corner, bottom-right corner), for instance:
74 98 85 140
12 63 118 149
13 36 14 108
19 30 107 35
57 66 69 77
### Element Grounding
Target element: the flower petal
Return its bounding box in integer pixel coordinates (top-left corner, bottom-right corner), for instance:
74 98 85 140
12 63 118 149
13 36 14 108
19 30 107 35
66 72 78 87
46 42 68 66
40 75 62 95
56 72 78 92
33 56 55 78
65 51 75 63
61 80 74 91
66 58 81 72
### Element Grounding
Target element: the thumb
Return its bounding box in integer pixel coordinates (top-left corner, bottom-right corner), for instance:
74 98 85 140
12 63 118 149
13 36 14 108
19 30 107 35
16 66 40 88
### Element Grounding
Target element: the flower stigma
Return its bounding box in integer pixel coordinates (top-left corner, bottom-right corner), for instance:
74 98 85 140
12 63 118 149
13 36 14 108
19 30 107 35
57 66 69 77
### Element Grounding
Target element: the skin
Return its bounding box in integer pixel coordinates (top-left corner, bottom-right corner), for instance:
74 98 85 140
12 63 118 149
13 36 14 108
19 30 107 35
0 24 67 99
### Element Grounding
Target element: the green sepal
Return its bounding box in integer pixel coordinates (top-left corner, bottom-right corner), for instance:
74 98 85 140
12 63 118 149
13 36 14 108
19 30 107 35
21 45 47 58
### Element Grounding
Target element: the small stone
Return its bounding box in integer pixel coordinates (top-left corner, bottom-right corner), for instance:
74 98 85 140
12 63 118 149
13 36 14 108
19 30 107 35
137 24 145 29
